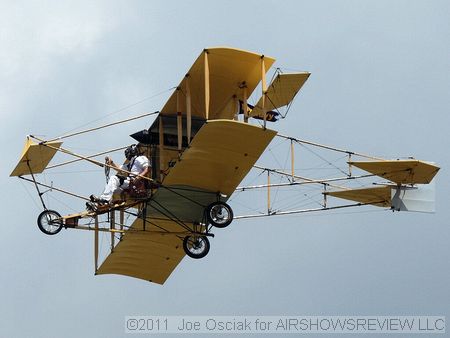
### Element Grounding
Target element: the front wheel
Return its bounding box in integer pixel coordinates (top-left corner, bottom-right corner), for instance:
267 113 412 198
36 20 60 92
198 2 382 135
183 235 210 259
206 202 233 228
37 210 63 235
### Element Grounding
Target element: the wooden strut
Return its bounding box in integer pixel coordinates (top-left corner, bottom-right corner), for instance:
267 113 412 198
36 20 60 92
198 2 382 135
110 210 115 253
74 225 192 236
234 201 387 220
119 208 124 240
261 55 267 129
142 204 148 232
253 164 349 190
94 216 99 271
348 153 352 177
185 74 192 143
176 87 182 153
236 171 377 191
267 170 271 213
158 115 165 181
204 49 210 120
243 85 248 123
233 95 239 121
26 161 48 210
291 139 295 181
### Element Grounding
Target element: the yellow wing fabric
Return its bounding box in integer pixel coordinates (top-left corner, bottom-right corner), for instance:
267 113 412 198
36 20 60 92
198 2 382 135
250 72 310 118
96 218 186 284
10 138 62 176
163 119 277 196
325 186 392 207
349 160 440 185
97 120 276 284
161 47 275 120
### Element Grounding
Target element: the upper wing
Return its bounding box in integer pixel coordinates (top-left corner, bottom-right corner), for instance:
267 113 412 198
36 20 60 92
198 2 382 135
10 138 62 176
161 47 275 120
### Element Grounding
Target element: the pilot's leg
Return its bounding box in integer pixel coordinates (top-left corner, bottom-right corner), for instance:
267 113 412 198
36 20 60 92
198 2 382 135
99 175 121 202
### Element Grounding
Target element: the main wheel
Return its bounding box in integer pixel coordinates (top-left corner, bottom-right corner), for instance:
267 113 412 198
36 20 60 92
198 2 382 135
37 210 63 235
183 235 210 259
206 202 233 228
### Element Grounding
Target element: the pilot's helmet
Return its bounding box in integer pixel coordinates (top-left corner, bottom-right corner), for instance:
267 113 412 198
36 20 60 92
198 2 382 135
124 144 138 160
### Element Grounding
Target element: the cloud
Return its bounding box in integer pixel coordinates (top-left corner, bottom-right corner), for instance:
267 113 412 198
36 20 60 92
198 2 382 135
0 1 120 116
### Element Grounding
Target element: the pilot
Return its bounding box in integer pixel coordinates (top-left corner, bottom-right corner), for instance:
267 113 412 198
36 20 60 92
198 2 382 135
87 144 150 210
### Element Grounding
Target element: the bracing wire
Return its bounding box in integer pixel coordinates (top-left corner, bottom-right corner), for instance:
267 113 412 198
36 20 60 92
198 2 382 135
55 87 176 137
277 133 385 161
19 179 41 212
271 138 292 210
298 142 349 176
256 207 387 221
43 111 160 143
232 130 393 218
47 194 79 213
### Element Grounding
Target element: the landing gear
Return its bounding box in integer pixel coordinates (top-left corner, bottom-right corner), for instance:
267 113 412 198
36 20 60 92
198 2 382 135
37 210 63 235
183 235 210 259
182 201 233 259
206 202 233 228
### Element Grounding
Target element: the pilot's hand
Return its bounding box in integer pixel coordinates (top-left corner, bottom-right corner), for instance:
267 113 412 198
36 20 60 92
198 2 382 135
105 156 112 164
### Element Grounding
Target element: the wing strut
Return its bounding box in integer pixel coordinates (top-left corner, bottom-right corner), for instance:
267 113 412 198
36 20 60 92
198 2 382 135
186 74 192 143
26 161 48 210
204 50 210 120
94 216 99 271
261 55 267 128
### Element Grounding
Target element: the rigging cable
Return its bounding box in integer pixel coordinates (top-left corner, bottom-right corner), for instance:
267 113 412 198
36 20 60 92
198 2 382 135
276 133 386 161
297 142 349 177
44 111 160 143
55 87 176 138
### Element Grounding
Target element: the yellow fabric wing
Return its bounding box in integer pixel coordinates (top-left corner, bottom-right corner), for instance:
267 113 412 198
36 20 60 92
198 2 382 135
96 218 186 284
10 138 62 176
325 186 392 207
250 72 310 118
161 47 275 120
97 120 276 284
349 160 440 185
162 120 277 196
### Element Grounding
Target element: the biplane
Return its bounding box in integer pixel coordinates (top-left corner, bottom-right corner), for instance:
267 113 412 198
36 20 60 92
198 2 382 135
11 47 440 284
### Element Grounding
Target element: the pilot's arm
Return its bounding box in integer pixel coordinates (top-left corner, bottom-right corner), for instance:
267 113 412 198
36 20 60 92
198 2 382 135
105 156 127 175
133 158 151 183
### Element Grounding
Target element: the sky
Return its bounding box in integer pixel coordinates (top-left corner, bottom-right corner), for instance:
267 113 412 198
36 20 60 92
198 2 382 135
1 1 449 337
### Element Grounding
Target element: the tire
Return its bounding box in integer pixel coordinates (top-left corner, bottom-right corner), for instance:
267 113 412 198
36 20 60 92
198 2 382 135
206 202 233 228
37 210 63 235
183 235 210 259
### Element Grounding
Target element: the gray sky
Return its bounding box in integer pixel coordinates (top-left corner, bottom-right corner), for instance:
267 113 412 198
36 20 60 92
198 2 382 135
1 1 449 337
